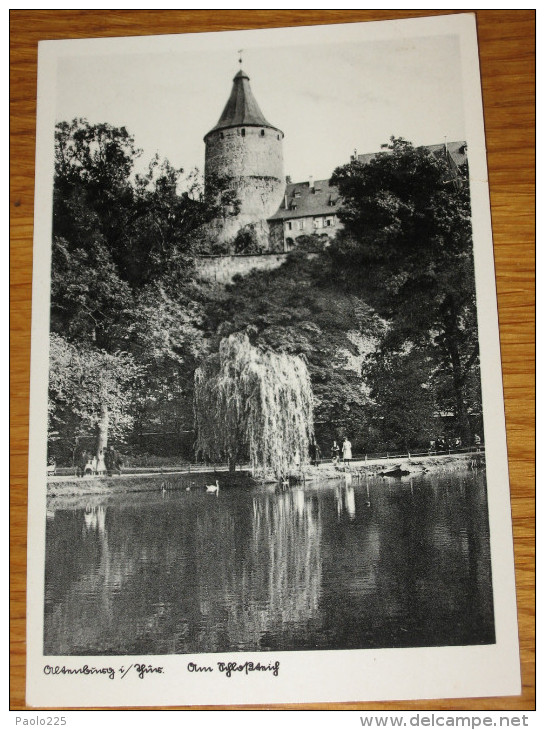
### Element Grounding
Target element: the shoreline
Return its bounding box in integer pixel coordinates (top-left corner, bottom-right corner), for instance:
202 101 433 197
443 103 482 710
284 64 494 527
46 451 484 500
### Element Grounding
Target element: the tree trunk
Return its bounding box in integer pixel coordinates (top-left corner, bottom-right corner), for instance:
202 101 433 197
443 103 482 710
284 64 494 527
95 403 109 459
443 309 472 444
228 457 236 473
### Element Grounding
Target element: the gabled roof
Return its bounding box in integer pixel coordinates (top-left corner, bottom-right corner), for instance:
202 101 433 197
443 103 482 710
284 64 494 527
205 69 282 138
356 141 468 169
354 151 379 166
426 141 468 168
268 141 468 223
268 179 340 221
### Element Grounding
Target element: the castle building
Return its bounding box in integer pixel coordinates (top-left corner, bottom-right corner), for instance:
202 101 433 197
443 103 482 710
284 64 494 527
205 68 468 255
267 177 342 251
204 68 285 246
267 141 468 251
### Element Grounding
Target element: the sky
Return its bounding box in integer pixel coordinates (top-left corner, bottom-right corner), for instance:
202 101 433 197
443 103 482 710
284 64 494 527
55 27 466 185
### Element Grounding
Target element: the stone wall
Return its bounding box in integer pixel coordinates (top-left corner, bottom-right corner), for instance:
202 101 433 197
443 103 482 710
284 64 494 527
196 253 289 284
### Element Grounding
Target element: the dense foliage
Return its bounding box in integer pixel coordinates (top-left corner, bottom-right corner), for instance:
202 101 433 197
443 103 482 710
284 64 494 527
49 121 482 465
48 333 141 461
194 333 314 475
49 119 223 461
330 138 481 444
203 249 383 452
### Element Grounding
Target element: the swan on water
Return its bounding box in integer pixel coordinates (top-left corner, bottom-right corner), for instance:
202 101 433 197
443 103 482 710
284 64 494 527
206 480 220 494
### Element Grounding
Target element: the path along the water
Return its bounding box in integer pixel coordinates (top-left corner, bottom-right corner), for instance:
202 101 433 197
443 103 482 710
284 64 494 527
46 451 484 498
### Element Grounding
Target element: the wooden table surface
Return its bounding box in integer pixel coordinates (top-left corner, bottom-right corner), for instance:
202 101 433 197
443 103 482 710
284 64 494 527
10 10 535 712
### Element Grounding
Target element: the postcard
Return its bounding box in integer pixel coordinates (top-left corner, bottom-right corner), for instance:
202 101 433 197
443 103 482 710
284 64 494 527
26 13 520 707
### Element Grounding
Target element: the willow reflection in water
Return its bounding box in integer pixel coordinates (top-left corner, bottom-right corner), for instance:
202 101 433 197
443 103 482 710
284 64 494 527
44 471 495 655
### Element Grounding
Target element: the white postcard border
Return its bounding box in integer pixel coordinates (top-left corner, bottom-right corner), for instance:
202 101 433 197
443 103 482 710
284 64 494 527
26 13 521 707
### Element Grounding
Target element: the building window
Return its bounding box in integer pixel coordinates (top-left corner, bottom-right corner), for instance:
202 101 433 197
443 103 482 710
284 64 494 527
325 217 335 227
286 221 292 231
241 128 245 137
277 134 280 140
260 129 265 137
314 218 323 229
297 220 305 230
220 132 224 139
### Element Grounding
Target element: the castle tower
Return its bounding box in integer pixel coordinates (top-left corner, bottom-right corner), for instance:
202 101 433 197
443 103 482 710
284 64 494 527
204 68 285 246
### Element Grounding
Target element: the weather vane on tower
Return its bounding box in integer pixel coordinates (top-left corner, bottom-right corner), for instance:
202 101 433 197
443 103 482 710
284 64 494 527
238 49 244 66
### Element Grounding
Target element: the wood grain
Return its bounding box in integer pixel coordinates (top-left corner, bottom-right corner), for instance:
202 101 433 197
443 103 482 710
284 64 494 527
10 10 535 711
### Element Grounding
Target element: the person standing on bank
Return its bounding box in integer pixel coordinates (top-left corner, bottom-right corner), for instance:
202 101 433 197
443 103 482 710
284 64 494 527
331 440 340 463
342 437 352 466
76 449 88 478
105 445 123 476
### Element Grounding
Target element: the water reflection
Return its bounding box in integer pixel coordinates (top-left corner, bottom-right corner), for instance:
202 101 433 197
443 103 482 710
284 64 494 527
249 489 322 649
335 483 357 520
44 471 495 655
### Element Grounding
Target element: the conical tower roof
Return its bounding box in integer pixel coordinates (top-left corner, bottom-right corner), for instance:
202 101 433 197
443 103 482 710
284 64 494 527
206 69 282 137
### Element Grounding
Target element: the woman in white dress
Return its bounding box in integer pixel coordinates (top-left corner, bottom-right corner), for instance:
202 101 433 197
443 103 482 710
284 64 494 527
342 437 352 465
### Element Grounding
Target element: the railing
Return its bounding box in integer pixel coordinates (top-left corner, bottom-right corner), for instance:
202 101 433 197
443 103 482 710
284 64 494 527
316 444 484 465
51 461 252 477
51 446 484 477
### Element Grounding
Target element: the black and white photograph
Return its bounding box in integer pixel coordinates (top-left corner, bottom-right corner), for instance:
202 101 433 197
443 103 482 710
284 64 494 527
27 14 520 707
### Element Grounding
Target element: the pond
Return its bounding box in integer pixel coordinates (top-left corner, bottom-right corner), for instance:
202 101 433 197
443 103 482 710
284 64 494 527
44 469 495 655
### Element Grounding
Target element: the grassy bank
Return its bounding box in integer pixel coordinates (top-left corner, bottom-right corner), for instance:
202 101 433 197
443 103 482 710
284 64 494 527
304 451 484 480
46 469 257 498
47 451 484 499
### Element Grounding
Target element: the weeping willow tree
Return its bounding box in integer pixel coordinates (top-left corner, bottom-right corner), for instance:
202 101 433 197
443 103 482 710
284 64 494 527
194 332 314 477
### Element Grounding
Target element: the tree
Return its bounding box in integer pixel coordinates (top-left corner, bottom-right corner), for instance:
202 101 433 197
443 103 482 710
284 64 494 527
48 333 142 462
51 233 133 348
232 225 261 254
330 138 480 441
362 345 437 451
113 282 209 449
194 332 314 477
53 119 221 297
50 119 231 460
54 119 139 273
